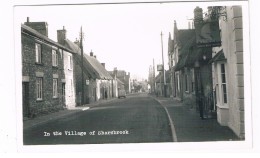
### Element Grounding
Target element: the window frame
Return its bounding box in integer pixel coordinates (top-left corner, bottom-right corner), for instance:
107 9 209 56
53 78 58 98
35 43 42 64
36 77 43 101
52 49 58 67
215 62 228 107
68 54 73 70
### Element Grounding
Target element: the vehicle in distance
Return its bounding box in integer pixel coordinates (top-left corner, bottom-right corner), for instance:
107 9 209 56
118 89 126 98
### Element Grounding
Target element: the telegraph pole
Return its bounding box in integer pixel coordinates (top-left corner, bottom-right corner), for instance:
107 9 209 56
153 58 155 94
161 31 167 97
80 26 85 105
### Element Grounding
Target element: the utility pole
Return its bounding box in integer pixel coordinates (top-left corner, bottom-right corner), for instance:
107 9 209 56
153 58 155 94
161 31 167 97
80 26 85 105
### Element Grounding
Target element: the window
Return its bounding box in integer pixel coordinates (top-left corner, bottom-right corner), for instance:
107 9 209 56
52 50 58 67
62 83 65 96
191 69 195 92
68 55 72 70
220 64 227 103
185 74 188 92
36 77 43 100
53 79 58 98
35 43 42 63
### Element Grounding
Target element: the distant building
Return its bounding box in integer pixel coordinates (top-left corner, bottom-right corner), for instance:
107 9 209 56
116 70 131 94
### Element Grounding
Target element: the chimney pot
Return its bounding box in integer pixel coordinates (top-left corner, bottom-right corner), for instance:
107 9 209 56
57 26 67 45
27 17 29 22
194 6 203 24
90 50 93 57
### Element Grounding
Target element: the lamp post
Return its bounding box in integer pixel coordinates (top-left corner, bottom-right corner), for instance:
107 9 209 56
161 31 167 97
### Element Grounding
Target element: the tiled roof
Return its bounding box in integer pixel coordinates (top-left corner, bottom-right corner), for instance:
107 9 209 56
65 39 112 80
177 29 195 49
175 36 196 71
21 24 74 54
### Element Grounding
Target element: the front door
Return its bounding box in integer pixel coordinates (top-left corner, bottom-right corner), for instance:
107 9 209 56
22 82 29 117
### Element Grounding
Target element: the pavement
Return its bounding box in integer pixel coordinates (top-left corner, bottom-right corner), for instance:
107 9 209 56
153 96 241 142
23 93 242 142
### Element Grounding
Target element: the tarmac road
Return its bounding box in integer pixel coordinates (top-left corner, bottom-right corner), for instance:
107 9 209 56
23 93 173 145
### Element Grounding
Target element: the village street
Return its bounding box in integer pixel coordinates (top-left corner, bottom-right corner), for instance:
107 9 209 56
23 93 239 145
23 93 173 145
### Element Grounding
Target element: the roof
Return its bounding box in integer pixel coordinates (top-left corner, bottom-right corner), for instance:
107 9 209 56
65 39 112 80
208 49 226 64
117 79 125 85
175 36 196 71
155 70 170 83
21 24 74 54
175 35 213 71
168 33 174 53
177 29 195 49
84 54 113 80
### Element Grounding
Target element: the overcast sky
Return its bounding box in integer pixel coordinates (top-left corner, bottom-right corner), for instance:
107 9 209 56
15 1 226 80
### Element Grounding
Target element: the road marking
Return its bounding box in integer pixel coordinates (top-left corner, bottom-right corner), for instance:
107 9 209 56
163 106 178 142
152 97 178 142
82 107 90 111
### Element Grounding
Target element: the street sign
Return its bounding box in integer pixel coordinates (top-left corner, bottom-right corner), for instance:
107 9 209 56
157 64 163 71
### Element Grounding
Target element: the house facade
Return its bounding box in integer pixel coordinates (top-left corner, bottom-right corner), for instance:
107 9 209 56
22 20 75 117
65 39 113 105
169 6 245 139
57 27 76 109
210 6 244 138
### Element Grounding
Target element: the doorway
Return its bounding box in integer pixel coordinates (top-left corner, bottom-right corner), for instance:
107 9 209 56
22 82 29 117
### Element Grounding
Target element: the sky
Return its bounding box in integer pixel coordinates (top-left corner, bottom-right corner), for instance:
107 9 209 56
15 1 214 80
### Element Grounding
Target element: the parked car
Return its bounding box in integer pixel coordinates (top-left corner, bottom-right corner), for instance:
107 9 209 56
118 89 126 98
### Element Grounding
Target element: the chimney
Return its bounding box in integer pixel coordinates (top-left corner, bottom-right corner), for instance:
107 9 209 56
188 21 191 29
173 20 178 39
114 67 118 77
57 26 67 45
74 38 80 46
101 63 105 68
94 55 96 58
90 50 93 57
194 6 203 25
24 17 49 37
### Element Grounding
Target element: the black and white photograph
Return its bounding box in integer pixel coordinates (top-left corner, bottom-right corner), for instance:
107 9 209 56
1 0 256 154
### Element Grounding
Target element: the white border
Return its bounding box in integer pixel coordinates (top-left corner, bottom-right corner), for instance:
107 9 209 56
0 0 255 154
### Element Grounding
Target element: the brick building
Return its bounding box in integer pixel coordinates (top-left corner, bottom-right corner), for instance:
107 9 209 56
21 19 75 117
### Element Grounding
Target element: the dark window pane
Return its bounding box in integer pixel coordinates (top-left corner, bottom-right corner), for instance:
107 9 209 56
222 74 226 83
223 84 227 103
221 64 225 73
